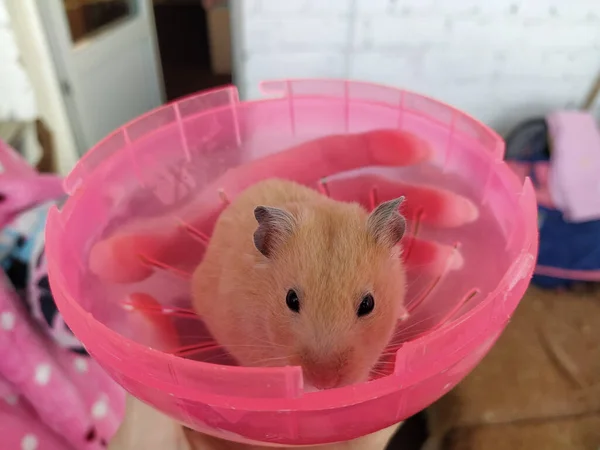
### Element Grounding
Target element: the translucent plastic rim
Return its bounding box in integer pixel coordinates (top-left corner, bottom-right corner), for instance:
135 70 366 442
46 79 538 411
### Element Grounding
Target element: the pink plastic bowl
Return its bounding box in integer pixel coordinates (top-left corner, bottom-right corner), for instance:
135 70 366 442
46 79 537 446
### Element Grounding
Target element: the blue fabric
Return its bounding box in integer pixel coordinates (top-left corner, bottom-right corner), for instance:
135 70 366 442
533 205 600 288
505 118 600 289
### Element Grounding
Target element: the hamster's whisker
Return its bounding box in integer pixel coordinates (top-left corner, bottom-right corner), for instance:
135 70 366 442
374 363 397 371
180 349 234 364
404 259 448 287
403 268 430 293
373 368 396 373
131 309 197 319
406 274 442 313
242 335 290 349
404 261 447 274
369 185 379 211
245 342 289 350
251 355 293 366
138 254 192 279
407 251 460 310
200 354 234 364
404 242 462 315
377 356 400 365
175 216 211 246
389 318 436 341
403 243 463 275
402 271 447 313
412 289 480 337
389 314 450 342
119 301 197 317
369 370 390 379
253 260 270 271
317 178 331 198
373 364 396 371
403 207 424 261
171 342 222 357
392 315 440 335
176 346 222 356
205 344 286 350
374 359 397 366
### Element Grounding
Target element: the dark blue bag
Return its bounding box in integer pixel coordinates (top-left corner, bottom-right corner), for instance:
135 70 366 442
505 118 600 289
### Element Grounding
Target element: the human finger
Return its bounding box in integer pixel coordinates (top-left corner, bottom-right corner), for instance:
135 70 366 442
89 130 432 283
322 173 478 228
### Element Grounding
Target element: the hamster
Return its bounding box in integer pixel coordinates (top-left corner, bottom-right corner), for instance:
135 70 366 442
191 179 407 390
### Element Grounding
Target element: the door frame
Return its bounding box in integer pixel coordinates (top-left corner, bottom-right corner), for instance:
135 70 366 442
36 0 166 155
4 0 79 174
230 0 246 100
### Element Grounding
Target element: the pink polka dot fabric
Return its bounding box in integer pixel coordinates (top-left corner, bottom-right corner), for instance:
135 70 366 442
0 256 125 449
0 140 125 449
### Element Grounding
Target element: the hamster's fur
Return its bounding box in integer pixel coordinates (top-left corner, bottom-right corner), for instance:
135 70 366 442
191 179 407 389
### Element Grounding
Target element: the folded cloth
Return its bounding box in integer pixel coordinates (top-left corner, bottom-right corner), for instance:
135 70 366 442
0 265 125 449
0 376 73 450
546 110 600 222
0 139 63 231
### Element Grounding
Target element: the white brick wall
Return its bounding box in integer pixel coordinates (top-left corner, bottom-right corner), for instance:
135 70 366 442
0 0 37 121
236 0 600 133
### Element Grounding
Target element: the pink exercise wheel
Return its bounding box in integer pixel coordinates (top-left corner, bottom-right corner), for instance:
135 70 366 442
45 79 538 446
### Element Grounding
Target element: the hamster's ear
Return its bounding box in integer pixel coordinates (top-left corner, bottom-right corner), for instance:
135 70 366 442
253 206 297 258
367 197 406 248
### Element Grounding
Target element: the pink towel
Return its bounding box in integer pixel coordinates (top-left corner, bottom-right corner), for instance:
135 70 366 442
546 110 600 222
0 139 125 449
0 272 125 449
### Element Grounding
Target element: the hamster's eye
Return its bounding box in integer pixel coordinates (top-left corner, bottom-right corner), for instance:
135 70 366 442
286 289 300 313
357 294 375 317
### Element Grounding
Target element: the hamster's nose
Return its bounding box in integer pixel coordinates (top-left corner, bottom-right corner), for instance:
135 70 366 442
303 366 342 390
